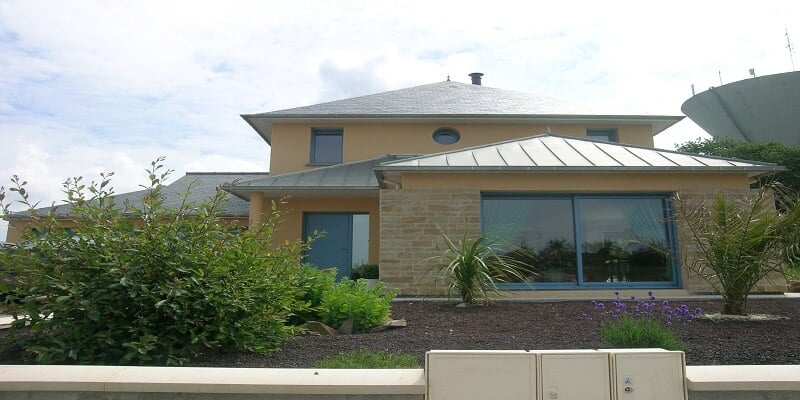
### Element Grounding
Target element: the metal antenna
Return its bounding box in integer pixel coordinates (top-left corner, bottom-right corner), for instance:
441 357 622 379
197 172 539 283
787 27 796 71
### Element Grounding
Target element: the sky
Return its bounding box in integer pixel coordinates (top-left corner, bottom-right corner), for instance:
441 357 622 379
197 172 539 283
1 0 799 240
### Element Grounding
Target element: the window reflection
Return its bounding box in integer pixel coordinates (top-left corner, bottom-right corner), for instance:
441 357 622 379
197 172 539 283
482 195 674 286
578 198 672 283
482 198 576 283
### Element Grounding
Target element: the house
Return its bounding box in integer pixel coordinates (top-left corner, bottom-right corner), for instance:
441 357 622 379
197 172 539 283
4 74 786 296
229 74 785 296
4 172 268 242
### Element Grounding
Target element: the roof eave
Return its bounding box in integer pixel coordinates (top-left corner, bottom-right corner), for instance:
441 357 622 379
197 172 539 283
241 114 272 145
373 166 784 175
244 114 684 136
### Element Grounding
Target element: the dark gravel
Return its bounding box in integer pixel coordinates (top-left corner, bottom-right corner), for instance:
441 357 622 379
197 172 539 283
191 297 800 367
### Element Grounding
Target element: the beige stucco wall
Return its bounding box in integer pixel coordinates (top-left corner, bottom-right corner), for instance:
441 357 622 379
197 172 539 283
270 122 654 175
254 195 381 266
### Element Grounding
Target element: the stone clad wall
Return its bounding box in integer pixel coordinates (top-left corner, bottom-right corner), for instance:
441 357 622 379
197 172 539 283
379 189 481 296
674 189 788 294
378 187 787 296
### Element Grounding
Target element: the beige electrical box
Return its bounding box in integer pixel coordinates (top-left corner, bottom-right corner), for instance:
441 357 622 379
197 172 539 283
538 350 612 400
426 350 536 400
609 349 687 400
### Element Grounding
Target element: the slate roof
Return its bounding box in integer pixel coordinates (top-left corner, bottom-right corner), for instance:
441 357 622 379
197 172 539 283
16 172 269 218
242 81 683 143
226 155 413 198
375 134 783 177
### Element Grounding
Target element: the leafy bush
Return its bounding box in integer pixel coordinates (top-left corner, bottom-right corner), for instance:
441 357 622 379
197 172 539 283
288 264 337 325
584 292 701 351
315 350 419 368
350 264 379 280
428 230 536 305
0 159 306 365
319 278 394 333
675 183 800 315
600 316 685 351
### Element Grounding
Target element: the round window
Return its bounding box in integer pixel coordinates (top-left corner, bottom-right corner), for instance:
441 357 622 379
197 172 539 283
432 128 461 145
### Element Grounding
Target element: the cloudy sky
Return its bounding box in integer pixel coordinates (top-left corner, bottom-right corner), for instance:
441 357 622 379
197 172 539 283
1 0 798 239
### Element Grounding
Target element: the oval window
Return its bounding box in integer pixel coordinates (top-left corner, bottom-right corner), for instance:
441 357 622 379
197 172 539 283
432 128 461 145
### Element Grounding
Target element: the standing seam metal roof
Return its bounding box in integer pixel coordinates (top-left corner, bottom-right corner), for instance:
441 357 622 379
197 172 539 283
375 134 782 176
228 155 415 191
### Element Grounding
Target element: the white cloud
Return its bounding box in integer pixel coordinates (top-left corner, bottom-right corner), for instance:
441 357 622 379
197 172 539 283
1 0 799 241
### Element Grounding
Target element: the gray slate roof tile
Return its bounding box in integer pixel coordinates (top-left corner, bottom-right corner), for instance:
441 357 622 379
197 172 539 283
19 172 269 218
250 81 599 116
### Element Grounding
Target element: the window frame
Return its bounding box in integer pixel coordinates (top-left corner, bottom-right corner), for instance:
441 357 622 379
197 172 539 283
309 128 344 165
480 193 680 290
432 127 461 145
586 129 618 143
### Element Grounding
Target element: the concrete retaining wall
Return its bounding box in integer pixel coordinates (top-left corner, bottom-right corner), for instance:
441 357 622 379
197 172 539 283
1 364 799 400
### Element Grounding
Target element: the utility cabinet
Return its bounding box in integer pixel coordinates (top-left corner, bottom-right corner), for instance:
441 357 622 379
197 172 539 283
538 350 612 400
426 349 687 400
609 349 687 400
426 350 535 400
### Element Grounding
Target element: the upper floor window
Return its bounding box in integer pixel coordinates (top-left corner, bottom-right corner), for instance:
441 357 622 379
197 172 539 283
432 127 461 145
587 129 618 143
310 129 343 165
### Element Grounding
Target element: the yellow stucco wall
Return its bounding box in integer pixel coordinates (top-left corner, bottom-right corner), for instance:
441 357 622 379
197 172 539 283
396 172 753 192
269 122 654 175
260 196 381 265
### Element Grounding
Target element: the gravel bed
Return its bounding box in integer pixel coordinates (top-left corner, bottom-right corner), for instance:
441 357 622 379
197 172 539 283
191 297 800 367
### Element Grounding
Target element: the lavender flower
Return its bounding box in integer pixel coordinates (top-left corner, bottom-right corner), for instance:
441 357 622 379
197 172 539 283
583 292 702 327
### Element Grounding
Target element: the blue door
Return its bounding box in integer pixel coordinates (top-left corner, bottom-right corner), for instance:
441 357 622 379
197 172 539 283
303 213 353 280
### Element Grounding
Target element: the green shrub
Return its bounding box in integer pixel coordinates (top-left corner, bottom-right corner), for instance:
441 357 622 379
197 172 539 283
0 158 306 365
319 278 393 333
315 350 419 368
350 264 379 280
600 316 684 351
289 264 337 325
428 230 536 305
585 292 699 351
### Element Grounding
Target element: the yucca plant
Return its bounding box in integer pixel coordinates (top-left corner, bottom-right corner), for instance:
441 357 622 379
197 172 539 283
676 183 800 315
429 230 537 305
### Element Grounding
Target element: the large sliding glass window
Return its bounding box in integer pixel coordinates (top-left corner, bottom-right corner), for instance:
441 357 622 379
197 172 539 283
481 195 677 288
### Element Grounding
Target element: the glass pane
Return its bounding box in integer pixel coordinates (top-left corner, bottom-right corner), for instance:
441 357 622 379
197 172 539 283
313 133 343 164
351 214 369 268
482 198 576 283
577 198 672 283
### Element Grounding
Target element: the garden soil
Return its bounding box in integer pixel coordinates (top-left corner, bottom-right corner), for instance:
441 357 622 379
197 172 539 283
191 298 800 367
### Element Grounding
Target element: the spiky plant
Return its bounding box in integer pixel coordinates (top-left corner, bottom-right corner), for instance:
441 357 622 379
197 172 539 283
430 230 537 305
676 183 800 315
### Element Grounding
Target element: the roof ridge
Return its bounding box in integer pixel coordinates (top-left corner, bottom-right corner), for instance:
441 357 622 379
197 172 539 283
252 81 460 115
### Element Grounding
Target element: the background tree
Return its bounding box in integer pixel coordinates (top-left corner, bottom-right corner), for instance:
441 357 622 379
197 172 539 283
676 137 800 191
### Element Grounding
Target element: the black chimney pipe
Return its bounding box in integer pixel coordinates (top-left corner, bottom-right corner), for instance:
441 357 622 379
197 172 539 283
469 72 484 85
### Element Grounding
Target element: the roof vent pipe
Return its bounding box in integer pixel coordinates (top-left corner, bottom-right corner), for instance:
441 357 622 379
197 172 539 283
469 72 484 85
